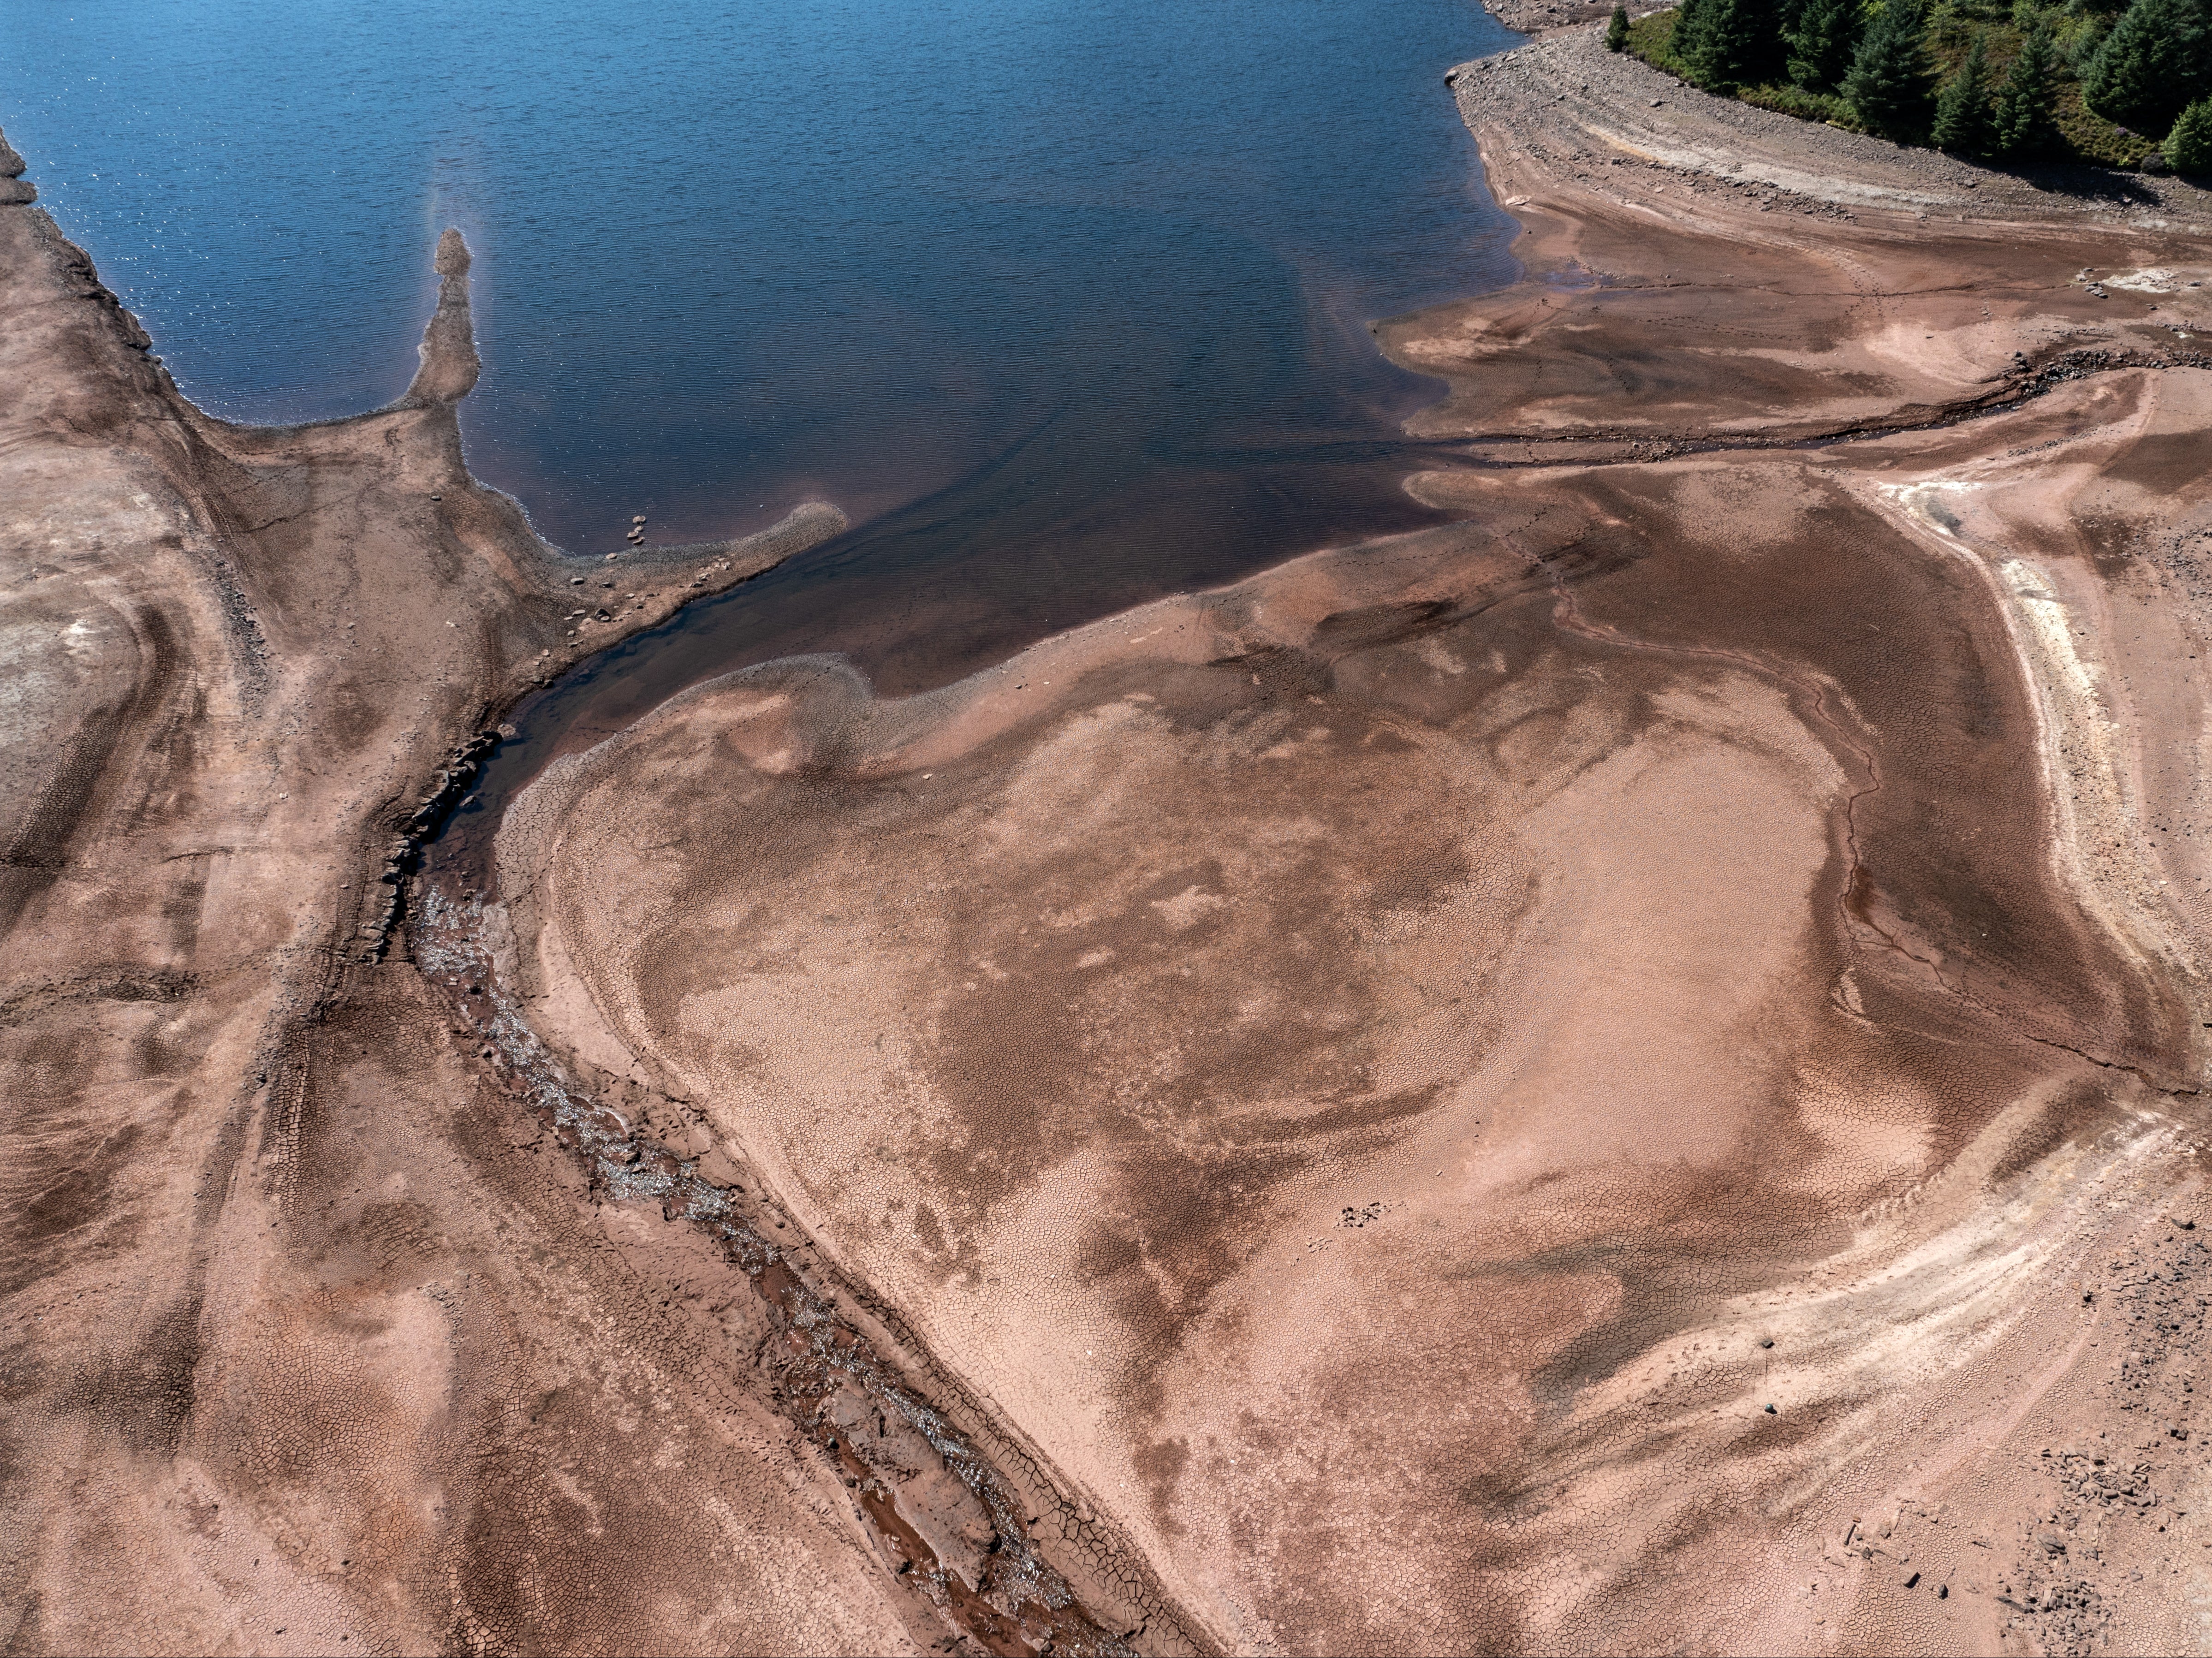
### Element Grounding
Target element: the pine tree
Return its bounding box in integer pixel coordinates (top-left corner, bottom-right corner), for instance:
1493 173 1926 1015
2168 95 2212 170
1608 4 1632 49
1990 23 2061 155
1843 0 1937 139
2081 0 2212 139
1687 0 1790 86
1671 0 1717 76
1932 32 1996 151
1788 0 1866 90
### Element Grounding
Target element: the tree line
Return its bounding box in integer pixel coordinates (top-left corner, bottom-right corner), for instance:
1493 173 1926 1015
1604 0 2212 171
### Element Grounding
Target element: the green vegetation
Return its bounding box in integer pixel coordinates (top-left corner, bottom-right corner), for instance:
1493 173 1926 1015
1620 0 2212 169
1991 23 2062 154
1624 5 1682 60
1675 0 1794 86
2081 0 2212 136
1609 4 1632 49
1844 0 1938 137
2170 95 2212 168
1933 31 1998 146
1741 80 1860 117
1789 0 1867 88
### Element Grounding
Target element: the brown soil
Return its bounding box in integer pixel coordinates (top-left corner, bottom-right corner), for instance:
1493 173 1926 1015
11 19 2212 1657
497 30 2212 1658
0 145 932 1655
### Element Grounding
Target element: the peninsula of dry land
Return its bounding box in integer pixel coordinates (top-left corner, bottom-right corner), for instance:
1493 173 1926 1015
7 18 2212 1657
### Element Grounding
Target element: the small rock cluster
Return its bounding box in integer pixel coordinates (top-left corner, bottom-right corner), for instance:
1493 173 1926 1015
1998 1220 2208 1654
356 729 501 959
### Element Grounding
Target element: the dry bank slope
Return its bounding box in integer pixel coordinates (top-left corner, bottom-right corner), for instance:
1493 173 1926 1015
0 129 939 1656
495 27 2212 1657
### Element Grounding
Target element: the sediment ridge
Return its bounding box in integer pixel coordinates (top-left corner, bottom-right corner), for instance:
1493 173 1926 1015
8 16 2212 1657
0 130 924 1654
487 28 2212 1658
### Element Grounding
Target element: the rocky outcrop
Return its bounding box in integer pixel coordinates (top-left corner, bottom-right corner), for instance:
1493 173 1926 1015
400 225 481 406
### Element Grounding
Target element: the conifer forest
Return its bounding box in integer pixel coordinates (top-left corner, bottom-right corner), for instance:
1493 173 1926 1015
1614 0 2212 170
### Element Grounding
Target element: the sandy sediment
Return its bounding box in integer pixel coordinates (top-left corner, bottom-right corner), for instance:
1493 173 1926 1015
12 17 2212 1655
0 132 922 1653
1419 29 2211 451
494 27 2212 1657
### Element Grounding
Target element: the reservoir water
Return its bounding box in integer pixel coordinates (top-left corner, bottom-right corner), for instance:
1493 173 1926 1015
3 0 1519 824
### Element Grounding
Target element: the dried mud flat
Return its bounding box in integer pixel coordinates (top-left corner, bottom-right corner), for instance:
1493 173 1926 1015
6 22 2212 1658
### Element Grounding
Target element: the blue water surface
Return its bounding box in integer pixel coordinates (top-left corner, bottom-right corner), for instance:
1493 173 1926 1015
3 0 1516 718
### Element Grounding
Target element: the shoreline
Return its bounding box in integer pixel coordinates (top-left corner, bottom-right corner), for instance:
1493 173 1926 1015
8 18 2212 1652
475 24 2212 1653
0 126 921 1656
